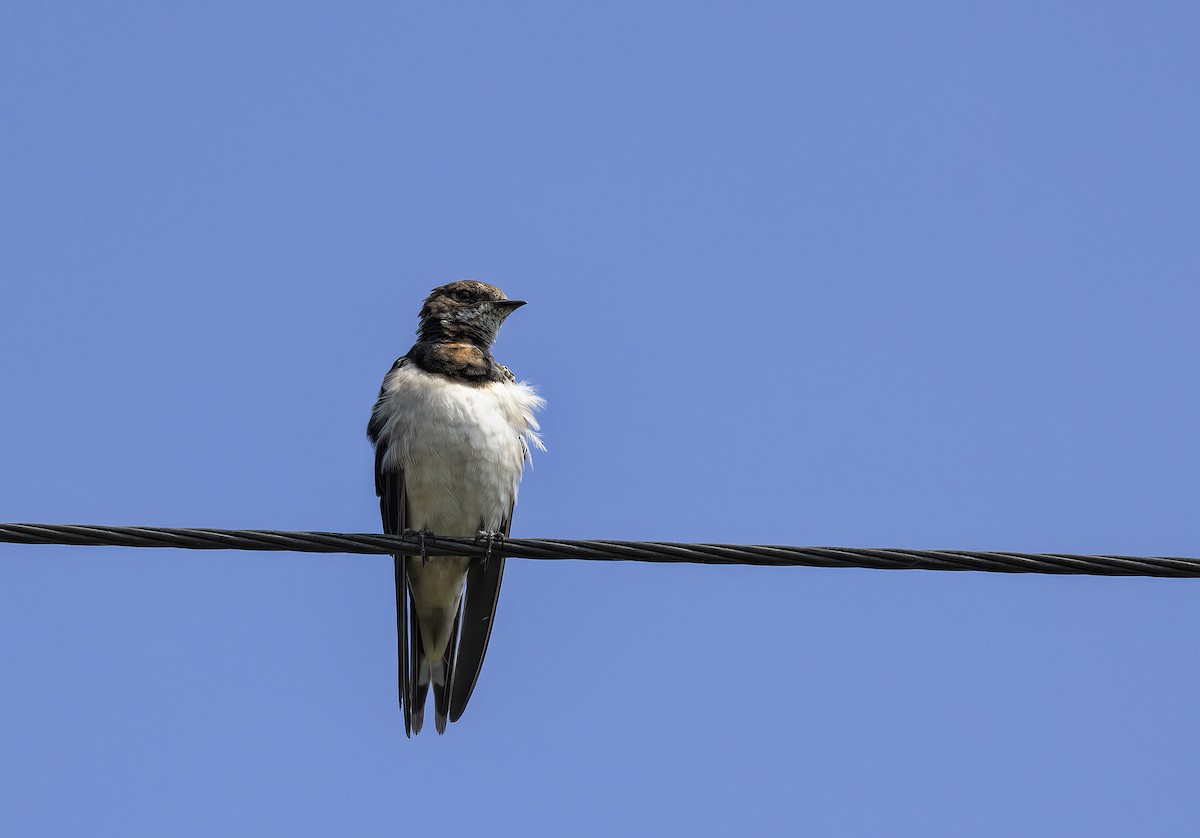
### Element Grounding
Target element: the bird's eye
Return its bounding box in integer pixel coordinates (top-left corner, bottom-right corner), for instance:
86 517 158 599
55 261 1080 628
453 289 473 301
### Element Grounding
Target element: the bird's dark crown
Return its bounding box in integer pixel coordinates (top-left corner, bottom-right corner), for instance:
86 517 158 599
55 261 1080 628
416 281 518 348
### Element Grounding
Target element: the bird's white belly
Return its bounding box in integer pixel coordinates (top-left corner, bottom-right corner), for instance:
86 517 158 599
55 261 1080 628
403 413 519 535
379 364 542 536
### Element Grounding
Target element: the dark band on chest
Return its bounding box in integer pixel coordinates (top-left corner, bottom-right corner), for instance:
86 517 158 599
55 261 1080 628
409 342 513 383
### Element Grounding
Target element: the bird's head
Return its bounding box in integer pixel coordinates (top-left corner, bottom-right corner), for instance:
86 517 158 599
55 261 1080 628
417 281 526 347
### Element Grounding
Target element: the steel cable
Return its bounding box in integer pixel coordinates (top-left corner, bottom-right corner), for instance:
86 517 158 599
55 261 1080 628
0 523 1195 577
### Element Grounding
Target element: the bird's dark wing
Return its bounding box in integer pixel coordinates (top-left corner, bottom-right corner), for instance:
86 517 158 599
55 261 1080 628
377 444 419 738
447 505 511 723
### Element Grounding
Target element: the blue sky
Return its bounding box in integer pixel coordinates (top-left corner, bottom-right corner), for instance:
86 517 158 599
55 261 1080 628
1 2 1197 835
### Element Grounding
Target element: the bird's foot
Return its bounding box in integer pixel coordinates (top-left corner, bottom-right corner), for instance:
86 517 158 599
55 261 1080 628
475 530 506 569
401 528 437 565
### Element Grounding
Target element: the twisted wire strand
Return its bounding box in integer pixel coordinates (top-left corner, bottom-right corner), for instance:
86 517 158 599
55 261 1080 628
0 523 1195 578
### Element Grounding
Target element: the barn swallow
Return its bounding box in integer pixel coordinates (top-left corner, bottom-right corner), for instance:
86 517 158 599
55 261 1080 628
367 281 544 735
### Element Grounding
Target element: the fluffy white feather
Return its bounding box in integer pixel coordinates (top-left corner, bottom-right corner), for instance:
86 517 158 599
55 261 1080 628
374 360 544 536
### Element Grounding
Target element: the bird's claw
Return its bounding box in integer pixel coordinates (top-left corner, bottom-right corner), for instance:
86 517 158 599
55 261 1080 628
475 530 505 569
402 528 436 565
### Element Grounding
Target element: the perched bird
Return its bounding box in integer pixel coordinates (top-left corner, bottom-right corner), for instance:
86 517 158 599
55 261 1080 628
367 281 544 736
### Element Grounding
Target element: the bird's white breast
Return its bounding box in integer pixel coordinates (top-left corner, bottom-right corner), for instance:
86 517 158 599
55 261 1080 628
375 362 544 535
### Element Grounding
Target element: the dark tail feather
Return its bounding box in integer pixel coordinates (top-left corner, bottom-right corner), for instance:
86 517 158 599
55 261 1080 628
382 468 418 737
432 613 461 734
410 600 430 735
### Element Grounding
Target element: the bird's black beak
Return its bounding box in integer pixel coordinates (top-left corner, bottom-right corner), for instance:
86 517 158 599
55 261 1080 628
494 300 527 311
